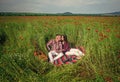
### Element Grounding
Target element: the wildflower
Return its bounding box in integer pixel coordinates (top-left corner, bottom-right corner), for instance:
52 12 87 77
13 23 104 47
116 34 120 38
106 29 111 32
103 35 108 38
99 32 108 38
104 76 113 82
95 30 98 33
34 51 38 56
78 46 86 54
99 32 104 37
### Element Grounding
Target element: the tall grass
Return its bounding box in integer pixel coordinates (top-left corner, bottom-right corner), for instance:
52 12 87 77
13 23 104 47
0 16 120 82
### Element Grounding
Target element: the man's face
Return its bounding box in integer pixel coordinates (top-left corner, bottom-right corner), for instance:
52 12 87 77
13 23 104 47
55 35 61 42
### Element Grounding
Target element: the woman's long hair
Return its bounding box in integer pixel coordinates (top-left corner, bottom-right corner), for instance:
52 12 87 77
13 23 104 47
62 35 68 42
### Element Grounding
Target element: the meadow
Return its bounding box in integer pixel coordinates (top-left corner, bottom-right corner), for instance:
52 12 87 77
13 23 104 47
0 16 120 82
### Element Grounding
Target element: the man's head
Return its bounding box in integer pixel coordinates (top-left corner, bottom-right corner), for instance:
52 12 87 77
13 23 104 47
55 34 61 42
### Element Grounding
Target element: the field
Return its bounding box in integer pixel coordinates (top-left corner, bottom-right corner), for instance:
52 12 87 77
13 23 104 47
0 16 120 82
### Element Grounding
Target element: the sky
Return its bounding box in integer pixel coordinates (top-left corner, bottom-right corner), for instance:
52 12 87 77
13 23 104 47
0 0 120 14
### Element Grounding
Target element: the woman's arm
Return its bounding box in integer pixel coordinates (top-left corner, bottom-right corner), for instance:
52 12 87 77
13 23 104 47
62 42 70 52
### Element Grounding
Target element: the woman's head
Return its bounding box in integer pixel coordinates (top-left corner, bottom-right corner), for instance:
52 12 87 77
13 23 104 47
61 35 68 42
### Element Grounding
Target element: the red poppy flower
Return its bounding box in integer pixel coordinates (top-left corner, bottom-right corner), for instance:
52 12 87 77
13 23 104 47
34 51 38 56
106 29 111 32
79 46 86 54
103 35 108 38
116 34 120 38
95 30 98 33
99 32 104 37
99 32 108 38
104 76 113 82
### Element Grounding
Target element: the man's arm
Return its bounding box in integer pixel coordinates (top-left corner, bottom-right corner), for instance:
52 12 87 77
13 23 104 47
46 40 53 51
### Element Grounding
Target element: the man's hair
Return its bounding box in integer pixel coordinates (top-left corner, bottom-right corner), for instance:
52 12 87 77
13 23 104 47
56 34 61 36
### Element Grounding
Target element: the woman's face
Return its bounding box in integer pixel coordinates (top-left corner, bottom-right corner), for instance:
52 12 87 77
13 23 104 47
61 36 64 41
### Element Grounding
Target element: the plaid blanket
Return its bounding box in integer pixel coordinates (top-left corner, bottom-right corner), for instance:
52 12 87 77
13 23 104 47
52 54 77 66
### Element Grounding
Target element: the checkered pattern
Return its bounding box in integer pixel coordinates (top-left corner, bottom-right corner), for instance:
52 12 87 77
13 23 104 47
52 54 77 65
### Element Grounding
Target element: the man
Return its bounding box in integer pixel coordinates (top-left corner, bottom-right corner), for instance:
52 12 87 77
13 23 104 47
46 34 64 64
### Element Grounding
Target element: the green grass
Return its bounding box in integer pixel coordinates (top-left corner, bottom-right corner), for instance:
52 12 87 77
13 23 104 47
0 16 120 82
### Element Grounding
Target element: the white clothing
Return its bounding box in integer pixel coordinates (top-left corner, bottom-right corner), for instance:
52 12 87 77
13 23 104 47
48 51 64 63
65 48 84 57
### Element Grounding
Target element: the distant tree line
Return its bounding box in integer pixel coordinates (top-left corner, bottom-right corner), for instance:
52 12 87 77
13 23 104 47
0 12 119 16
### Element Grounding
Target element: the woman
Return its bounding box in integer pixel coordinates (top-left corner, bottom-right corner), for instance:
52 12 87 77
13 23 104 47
61 35 70 54
61 35 85 59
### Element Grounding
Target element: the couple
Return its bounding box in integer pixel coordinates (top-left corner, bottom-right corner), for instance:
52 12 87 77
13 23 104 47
46 34 85 64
